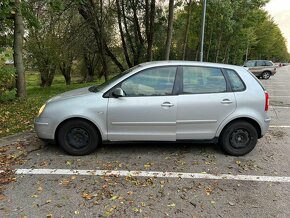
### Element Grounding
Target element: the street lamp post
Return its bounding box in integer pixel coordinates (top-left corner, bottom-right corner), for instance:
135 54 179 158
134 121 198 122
200 0 207 62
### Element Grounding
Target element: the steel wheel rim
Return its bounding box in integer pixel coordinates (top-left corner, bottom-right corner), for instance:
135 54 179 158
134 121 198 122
229 129 251 149
66 127 90 149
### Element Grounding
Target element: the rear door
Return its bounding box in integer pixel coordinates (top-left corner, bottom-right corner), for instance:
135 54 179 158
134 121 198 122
176 66 236 140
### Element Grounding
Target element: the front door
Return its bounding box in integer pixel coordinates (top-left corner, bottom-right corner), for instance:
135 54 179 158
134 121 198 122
107 66 178 141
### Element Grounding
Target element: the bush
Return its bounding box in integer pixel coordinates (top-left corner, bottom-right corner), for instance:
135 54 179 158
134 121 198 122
0 65 16 101
0 89 16 102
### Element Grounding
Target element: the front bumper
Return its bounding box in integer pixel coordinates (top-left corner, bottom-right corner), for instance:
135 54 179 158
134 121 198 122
34 117 54 140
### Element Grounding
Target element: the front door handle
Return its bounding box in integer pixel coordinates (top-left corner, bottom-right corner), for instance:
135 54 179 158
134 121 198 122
161 102 174 107
221 99 233 104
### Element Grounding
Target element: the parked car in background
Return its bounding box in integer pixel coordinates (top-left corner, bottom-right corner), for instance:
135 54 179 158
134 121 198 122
244 60 276 79
35 61 270 156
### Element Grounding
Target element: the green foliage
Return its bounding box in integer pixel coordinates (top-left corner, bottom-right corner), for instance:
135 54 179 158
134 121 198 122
0 50 16 101
0 89 16 102
0 72 98 137
173 0 288 64
0 66 15 92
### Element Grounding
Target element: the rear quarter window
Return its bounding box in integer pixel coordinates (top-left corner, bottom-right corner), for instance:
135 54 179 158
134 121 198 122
224 69 246 91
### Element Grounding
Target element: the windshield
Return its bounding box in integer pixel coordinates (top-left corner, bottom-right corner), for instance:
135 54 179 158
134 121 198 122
89 65 141 92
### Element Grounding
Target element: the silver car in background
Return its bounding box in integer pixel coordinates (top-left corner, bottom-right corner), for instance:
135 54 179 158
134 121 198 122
35 61 270 156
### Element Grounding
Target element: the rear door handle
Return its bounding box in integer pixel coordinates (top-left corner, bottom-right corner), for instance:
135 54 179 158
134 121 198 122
161 102 174 107
221 99 233 104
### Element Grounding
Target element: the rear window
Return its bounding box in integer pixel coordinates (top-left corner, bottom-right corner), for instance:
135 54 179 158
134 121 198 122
224 69 245 91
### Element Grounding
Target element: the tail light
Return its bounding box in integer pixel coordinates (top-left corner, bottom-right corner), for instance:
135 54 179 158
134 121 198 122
265 91 269 111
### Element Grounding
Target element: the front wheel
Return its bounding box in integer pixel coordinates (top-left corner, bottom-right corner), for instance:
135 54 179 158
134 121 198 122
220 121 258 156
57 119 100 155
261 71 271 79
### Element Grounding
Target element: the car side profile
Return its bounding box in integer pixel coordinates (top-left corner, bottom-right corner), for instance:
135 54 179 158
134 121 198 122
34 61 270 156
244 60 276 79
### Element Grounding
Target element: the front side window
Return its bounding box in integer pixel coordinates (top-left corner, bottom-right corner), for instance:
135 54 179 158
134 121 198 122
244 61 256 67
225 69 245 91
182 67 227 94
120 67 177 96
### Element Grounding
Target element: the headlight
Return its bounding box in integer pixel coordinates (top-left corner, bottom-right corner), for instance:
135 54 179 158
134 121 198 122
38 104 46 116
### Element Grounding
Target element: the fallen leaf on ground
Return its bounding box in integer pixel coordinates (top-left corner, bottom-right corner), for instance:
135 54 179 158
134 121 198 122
167 203 176 207
82 192 94 200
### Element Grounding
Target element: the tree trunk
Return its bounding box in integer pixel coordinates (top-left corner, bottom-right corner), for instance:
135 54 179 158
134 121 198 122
182 0 192 60
40 65 56 87
60 64 72 85
99 0 108 81
83 52 96 82
145 0 155 61
78 1 124 73
215 33 222 63
206 25 214 62
116 0 132 68
13 0 26 98
164 0 174 60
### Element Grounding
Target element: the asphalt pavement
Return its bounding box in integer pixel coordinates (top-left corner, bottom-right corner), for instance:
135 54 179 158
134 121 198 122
1 66 290 217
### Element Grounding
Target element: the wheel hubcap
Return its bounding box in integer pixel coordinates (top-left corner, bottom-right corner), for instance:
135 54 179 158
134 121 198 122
66 127 89 149
263 72 270 79
230 129 251 149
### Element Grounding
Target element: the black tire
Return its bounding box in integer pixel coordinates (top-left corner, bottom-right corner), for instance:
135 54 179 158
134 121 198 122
57 119 99 155
261 71 271 79
220 121 258 156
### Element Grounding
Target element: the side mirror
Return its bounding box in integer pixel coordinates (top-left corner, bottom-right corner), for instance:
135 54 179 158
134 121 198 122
112 87 125 98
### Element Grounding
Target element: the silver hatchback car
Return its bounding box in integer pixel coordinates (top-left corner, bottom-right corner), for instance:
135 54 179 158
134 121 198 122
35 61 270 156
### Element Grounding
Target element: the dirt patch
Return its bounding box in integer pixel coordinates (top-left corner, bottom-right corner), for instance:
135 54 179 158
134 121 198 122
268 129 287 139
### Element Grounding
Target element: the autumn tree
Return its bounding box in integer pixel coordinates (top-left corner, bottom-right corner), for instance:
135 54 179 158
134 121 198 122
1 0 26 98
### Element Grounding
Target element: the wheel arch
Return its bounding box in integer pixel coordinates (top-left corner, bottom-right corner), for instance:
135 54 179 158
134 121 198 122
55 117 103 144
218 117 262 139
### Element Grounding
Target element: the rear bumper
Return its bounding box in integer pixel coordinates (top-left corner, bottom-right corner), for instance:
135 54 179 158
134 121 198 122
261 118 271 137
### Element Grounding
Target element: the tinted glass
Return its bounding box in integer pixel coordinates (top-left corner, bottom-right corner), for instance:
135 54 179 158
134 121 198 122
225 69 245 91
121 67 176 96
244 61 256 67
182 67 227 94
265 61 273 66
256 60 265 66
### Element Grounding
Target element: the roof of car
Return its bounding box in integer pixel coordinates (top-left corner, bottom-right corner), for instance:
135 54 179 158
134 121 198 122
139 60 244 70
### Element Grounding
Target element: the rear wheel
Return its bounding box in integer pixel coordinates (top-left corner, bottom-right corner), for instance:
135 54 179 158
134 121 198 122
57 119 99 155
220 121 258 156
261 71 271 79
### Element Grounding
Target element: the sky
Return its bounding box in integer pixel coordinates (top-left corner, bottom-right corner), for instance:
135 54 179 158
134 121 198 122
264 0 290 52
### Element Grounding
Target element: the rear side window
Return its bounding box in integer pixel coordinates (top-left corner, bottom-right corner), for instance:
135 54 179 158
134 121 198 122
182 67 227 94
265 61 273 66
256 60 266 66
224 69 245 91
